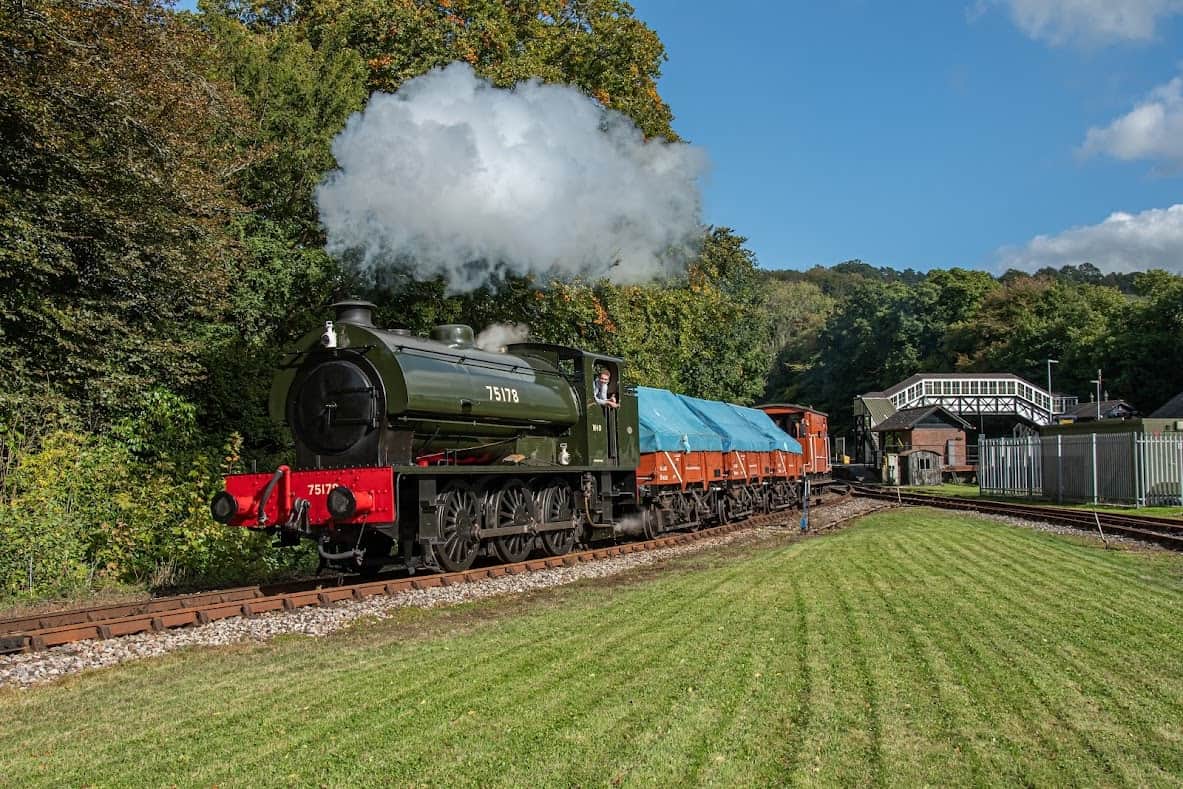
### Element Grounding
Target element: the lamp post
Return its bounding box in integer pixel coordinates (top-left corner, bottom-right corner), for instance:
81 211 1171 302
1089 369 1102 420
1046 358 1059 423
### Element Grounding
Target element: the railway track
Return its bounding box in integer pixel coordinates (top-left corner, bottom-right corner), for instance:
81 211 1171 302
851 484 1183 550
2 502 846 657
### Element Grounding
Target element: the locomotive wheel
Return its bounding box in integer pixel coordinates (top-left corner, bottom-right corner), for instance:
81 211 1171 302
538 481 577 556
435 483 481 572
642 503 663 540
489 480 535 563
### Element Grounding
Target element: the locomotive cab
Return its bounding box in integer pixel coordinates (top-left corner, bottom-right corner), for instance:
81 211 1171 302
508 343 638 470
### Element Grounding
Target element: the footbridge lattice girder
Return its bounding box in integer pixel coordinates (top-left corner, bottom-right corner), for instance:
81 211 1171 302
896 395 1049 426
884 375 1053 427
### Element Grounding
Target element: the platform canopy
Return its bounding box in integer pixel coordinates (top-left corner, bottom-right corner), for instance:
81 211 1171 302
635 386 724 453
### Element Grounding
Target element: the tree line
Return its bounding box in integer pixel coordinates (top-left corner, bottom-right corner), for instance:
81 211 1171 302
1 0 1180 600
763 261 1183 431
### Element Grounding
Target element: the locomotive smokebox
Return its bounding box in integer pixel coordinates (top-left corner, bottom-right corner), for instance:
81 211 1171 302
332 299 377 327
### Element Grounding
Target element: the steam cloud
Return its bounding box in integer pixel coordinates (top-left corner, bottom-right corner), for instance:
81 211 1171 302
317 63 708 292
475 322 530 352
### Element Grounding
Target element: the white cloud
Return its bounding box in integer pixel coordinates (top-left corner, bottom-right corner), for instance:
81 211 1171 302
996 204 1183 272
1080 75 1183 166
980 0 1183 46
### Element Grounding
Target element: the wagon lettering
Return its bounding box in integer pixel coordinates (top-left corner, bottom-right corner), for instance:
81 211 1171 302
307 483 338 496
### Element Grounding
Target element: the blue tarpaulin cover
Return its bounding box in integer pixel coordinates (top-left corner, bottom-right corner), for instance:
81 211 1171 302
678 396 803 454
732 405 803 454
636 387 724 453
677 395 776 452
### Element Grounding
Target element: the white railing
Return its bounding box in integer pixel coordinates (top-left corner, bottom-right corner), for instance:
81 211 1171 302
888 375 1053 426
979 433 1183 506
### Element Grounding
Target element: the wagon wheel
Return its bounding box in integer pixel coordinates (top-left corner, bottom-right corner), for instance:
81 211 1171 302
672 492 693 528
642 502 664 540
729 486 751 520
756 486 771 514
488 480 535 563
771 481 790 508
741 485 757 514
717 491 732 523
434 483 482 572
538 481 577 556
785 480 801 507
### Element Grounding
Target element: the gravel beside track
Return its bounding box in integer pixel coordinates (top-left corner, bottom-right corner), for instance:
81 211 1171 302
0 499 881 689
972 511 1170 550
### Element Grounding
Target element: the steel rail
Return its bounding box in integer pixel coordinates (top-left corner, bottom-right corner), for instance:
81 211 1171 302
0 525 733 655
850 484 1183 550
0 515 790 655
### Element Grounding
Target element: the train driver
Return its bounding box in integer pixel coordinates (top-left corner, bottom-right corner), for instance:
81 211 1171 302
594 367 619 409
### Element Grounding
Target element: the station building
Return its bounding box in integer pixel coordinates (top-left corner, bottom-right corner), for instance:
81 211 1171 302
852 372 1071 469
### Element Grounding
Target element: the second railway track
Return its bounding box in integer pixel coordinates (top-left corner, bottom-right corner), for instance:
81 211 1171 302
851 484 1183 549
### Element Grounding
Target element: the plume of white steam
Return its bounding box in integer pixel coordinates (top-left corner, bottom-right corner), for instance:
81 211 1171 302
475 322 530 352
316 62 708 292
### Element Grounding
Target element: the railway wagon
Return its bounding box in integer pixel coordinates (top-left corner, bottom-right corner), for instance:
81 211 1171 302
758 404 832 477
210 301 808 576
634 388 803 536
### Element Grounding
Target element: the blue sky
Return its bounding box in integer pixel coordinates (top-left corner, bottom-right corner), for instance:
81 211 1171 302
629 0 1183 273
178 0 1183 274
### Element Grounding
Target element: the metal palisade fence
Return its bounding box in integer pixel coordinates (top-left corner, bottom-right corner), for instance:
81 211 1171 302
980 433 1183 507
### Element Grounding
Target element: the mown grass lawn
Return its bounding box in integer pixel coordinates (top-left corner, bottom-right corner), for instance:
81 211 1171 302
4 509 1183 786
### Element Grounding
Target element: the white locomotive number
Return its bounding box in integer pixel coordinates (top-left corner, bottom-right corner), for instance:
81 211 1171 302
484 386 520 403
307 483 338 496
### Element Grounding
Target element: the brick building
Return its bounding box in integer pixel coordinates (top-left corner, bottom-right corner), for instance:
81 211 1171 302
872 405 973 468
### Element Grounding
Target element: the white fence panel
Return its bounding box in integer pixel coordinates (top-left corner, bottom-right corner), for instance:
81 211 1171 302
980 436 1041 498
981 432 1183 507
1138 436 1183 506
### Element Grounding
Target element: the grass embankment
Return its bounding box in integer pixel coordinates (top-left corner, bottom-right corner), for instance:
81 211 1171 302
4 510 1183 785
902 483 1183 519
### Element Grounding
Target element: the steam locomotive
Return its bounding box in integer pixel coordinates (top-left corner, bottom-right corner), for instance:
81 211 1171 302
210 301 830 575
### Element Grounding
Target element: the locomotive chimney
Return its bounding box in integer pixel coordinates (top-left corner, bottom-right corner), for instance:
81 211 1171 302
331 299 377 327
